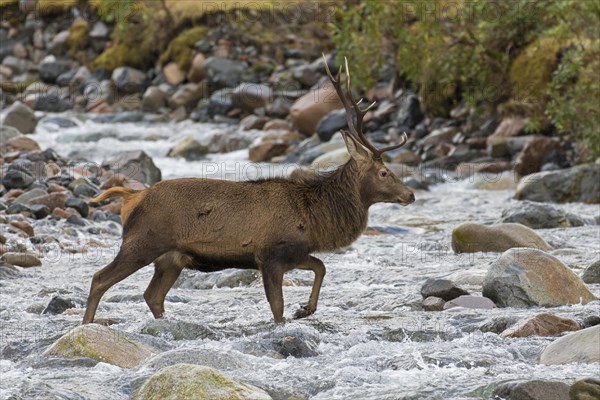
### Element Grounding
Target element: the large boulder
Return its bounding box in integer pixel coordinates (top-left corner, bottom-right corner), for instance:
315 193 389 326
451 222 552 253
290 83 343 135
492 380 570 400
482 248 597 307
498 201 584 229
570 378 600 400
514 136 560 176
1 101 37 134
132 364 272 400
500 313 580 338
169 82 209 110
539 326 600 365
103 150 161 185
44 324 153 368
515 164 600 204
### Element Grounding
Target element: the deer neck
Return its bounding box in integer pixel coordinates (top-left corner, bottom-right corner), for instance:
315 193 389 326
303 160 369 251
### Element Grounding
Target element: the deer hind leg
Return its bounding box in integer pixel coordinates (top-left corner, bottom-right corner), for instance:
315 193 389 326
83 244 163 324
261 263 286 323
143 251 191 319
293 256 326 319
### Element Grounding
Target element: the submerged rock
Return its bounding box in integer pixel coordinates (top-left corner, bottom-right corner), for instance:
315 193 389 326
539 326 600 365
451 222 552 253
133 364 272 400
498 201 584 229
44 324 153 368
492 379 570 400
500 313 580 338
515 163 600 204
483 248 597 307
43 295 76 315
174 269 258 290
141 319 218 341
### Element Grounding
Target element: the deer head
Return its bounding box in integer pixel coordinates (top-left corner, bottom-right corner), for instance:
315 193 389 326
324 56 415 206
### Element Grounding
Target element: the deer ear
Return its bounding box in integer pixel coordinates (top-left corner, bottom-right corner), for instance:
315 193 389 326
341 130 372 162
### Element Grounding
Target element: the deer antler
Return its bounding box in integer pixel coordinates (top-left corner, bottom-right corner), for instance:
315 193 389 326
323 55 408 160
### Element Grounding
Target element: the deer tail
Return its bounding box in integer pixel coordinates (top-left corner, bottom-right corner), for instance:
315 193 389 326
89 187 140 203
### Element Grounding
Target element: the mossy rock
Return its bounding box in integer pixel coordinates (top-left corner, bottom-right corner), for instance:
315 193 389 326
451 222 553 253
509 37 560 107
44 324 154 368
159 26 209 70
93 43 154 72
133 363 272 400
38 0 78 15
0 0 17 8
68 18 89 53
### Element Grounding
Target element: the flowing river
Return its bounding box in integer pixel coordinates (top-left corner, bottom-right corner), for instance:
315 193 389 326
1 118 599 399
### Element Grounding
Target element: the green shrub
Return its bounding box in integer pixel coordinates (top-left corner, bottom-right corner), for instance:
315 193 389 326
159 26 208 70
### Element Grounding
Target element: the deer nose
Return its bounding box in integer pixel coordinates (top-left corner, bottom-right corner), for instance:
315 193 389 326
409 192 415 203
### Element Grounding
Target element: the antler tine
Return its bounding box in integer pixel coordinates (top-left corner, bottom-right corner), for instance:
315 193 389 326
373 132 409 155
324 55 408 159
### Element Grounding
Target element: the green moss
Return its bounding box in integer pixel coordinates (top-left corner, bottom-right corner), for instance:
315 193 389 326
38 0 78 15
93 43 154 72
159 26 208 70
68 19 89 53
509 37 560 107
0 0 17 7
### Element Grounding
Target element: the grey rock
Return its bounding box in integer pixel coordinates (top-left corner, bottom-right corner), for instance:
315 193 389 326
43 295 75 315
204 57 246 88
39 61 71 84
232 82 272 111
395 93 424 129
421 278 469 301
479 316 519 334
33 95 73 112
0 125 21 142
499 201 585 228
6 203 31 214
207 88 234 117
492 380 570 400
539 326 600 365
66 215 86 226
144 348 249 372
515 163 600 204
89 21 109 39
14 188 47 204
443 295 496 310
2 169 34 190
103 150 161 186
69 178 99 198
142 86 167 112
1 101 37 134
112 67 147 94
483 248 597 307
0 263 20 279
267 324 320 358
65 198 89 218
422 296 445 311
316 109 347 142
30 204 50 219
582 260 600 284
167 136 209 161
49 30 70 55
1 55 28 74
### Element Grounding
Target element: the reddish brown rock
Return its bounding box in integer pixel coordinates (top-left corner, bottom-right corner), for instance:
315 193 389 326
514 136 560 176
263 119 292 131
52 208 70 219
9 220 34 237
27 192 69 210
500 313 580 338
163 62 186 86
249 141 289 162
4 136 41 152
290 83 343 135
187 53 206 83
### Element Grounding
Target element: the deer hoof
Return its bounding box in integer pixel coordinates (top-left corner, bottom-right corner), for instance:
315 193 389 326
293 305 314 319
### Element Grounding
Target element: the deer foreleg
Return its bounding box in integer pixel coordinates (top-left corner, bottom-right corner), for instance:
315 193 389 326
293 256 326 319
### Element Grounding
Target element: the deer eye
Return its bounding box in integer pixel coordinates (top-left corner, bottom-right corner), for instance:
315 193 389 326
379 169 388 178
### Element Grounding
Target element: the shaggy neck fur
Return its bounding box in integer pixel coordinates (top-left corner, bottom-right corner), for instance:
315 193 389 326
294 160 369 252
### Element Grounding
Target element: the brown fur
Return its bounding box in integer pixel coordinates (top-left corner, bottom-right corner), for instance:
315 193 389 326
83 58 415 324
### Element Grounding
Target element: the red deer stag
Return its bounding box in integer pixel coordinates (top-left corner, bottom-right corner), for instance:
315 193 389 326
83 57 415 324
